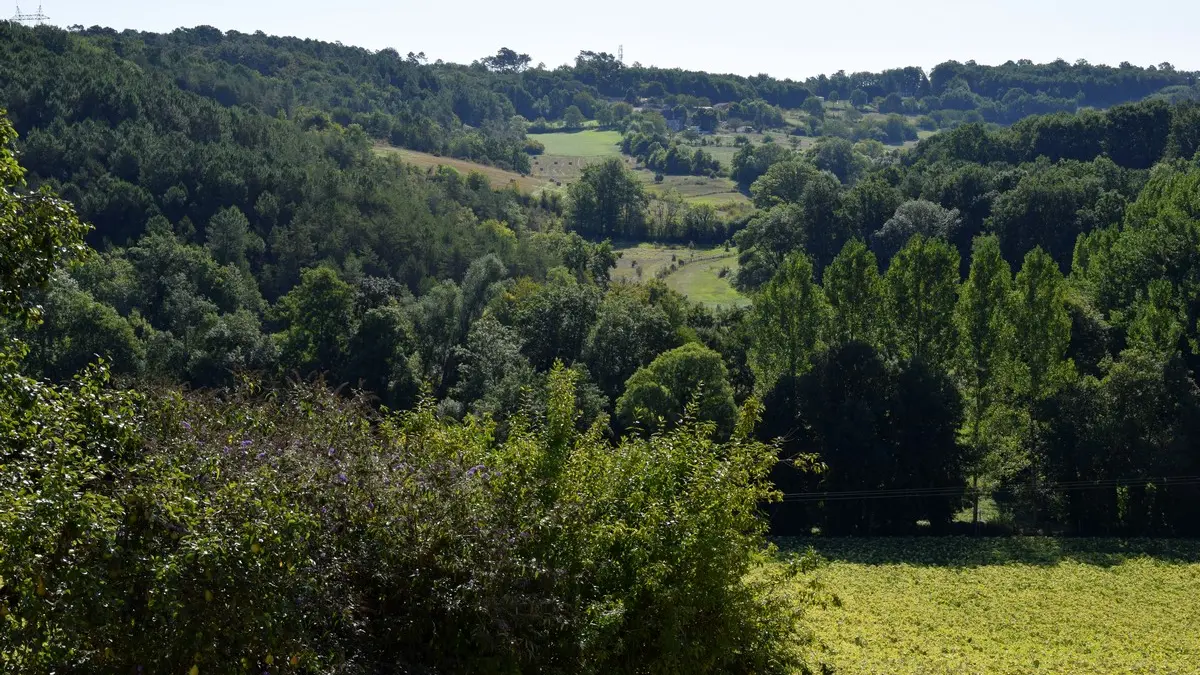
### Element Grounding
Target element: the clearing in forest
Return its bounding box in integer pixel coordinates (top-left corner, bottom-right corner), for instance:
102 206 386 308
529 130 628 186
696 133 817 165
640 171 750 207
374 145 545 192
613 244 748 308
530 153 636 186
781 537 1200 675
529 129 624 156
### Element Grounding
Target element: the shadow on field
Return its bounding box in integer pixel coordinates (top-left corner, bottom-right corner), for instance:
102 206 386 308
773 536 1200 567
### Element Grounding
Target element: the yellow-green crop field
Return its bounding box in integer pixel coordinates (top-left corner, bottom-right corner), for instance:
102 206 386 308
779 538 1200 675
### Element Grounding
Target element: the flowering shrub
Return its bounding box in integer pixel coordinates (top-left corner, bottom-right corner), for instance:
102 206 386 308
1 361 806 673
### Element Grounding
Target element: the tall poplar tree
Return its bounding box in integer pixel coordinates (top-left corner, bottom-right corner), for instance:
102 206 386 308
955 235 1013 462
885 234 960 369
823 239 885 349
1009 246 1073 458
750 252 826 392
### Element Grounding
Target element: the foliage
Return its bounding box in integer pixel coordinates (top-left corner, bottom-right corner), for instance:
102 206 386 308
808 137 863 184
1009 247 1073 407
822 239 885 349
730 142 793 188
567 158 649 240
0 139 803 664
734 204 808 291
871 199 961 263
0 363 806 673
273 266 356 374
955 235 1013 464
749 159 821 209
583 287 678 398
0 111 90 324
4 21 1200 543
622 127 721 177
767 343 965 535
884 235 960 369
616 342 737 436
749 252 827 392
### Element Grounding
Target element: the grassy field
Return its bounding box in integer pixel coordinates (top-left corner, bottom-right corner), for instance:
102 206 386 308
613 243 748 308
528 129 623 156
377 139 747 211
780 537 1200 674
530 153 636 186
693 132 816 165
701 142 740 165
527 130 628 187
374 145 545 191
526 130 748 208
639 171 750 206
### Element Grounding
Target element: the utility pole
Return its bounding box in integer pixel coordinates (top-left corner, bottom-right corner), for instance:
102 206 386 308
972 476 980 536
10 3 50 24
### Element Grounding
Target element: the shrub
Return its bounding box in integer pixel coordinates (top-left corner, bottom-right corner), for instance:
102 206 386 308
0 360 806 673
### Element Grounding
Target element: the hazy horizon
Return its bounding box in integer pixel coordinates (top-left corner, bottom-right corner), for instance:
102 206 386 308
16 0 1200 81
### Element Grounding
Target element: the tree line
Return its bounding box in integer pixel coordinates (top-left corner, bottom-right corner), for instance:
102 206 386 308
11 24 1195 174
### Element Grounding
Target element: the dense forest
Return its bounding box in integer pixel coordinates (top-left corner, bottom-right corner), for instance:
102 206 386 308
4 21 1200 535
3 19 1200 671
13 23 1195 170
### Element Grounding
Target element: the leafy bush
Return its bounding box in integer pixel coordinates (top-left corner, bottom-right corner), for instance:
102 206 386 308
524 138 546 155
0 361 805 673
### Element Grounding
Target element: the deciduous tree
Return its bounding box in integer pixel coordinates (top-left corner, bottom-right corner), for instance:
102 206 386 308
567 158 648 239
616 342 736 436
885 234 960 369
750 252 826 391
955 235 1012 470
822 239 885 348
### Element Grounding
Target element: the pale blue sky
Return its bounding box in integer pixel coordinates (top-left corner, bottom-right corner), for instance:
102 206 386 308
19 0 1200 79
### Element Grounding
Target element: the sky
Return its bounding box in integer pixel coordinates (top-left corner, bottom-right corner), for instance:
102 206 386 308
19 0 1200 80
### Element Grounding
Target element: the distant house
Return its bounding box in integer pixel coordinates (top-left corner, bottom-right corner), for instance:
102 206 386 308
658 105 686 132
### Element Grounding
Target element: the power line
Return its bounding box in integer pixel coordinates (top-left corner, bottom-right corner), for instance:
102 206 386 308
778 476 1200 503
